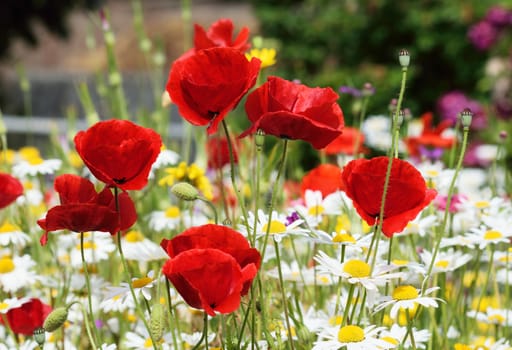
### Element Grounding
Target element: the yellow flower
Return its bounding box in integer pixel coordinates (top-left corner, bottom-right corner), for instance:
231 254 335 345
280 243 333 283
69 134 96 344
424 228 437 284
245 48 276 68
159 162 213 200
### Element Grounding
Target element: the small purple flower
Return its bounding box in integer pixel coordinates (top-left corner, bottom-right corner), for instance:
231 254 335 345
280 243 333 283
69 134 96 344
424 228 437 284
436 91 487 130
285 211 300 226
485 6 512 28
467 20 500 50
418 145 444 162
338 86 362 97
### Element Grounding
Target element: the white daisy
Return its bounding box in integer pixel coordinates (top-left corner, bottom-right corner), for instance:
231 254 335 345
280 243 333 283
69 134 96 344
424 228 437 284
396 214 437 237
239 209 307 243
147 206 209 232
267 260 334 286
413 249 473 275
0 221 30 248
379 324 431 349
294 190 342 228
465 225 512 249
181 331 216 347
0 297 30 314
313 324 393 350
467 307 512 327
0 254 39 293
69 232 116 267
373 285 443 319
124 327 174 349
149 148 180 178
12 158 62 177
314 251 404 291
101 271 156 313
121 230 168 262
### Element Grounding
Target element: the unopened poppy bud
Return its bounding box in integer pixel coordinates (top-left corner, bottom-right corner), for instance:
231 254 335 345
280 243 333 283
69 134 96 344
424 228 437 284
33 327 46 346
171 182 199 201
43 306 69 332
399 49 410 67
149 303 166 342
460 108 473 128
255 129 265 149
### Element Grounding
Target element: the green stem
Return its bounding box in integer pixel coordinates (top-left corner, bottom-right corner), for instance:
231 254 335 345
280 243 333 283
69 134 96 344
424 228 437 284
342 284 355 325
405 309 417 350
77 302 98 350
260 139 288 262
222 120 251 231
197 196 219 224
422 126 469 293
80 232 100 346
191 312 208 350
273 239 295 350
114 188 159 350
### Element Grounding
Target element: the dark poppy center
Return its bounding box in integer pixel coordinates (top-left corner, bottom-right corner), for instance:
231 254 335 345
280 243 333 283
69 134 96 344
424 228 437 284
114 177 127 185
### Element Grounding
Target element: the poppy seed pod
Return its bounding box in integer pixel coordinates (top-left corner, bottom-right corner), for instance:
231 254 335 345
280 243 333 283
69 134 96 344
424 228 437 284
171 182 199 201
43 306 68 332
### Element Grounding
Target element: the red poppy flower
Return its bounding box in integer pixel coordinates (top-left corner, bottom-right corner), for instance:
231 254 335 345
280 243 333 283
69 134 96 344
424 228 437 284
37 174 137 245
194 19 250 53
161 224 261 316
341 156 437 237
404 112 455 158
206 136 238 169
0 173 23 209
166 47 261 134
301 164 344 198
323 126 369 155
1 298 52 335
74 119 162 191
240 76 345 149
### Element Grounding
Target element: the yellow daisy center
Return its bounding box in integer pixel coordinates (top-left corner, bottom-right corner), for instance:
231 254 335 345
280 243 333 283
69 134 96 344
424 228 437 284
332 233 356 243
328 315 343 326
144 338 153 348
76 241 97 250
132 277 153 289
165 206 181 218
382 336 400 345
19 146 40 160
0 222 20 233
392 285 419 300
0 302 9 311
308 205 324 216
392 259 409 266
262 220 286 234
343 260 371 278
475 201 490 209
335 215 351 233
125 230 145 243
454 344 472 350
488 314 505 324
337 325 365 342
425 169 439 177
435 260 449 269
0 257 15 273
28 156 44 165
484 230 502 240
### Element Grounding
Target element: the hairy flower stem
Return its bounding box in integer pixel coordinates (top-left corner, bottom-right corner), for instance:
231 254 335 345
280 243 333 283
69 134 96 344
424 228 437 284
405 309 417 350
197 196 218 224
422 125 469 293
114 188 159 350
366 63 408 270
77 302 98 350
80 232 100 347
191 312 208 350
222 120 251 231
273 239 295 350
341 284 355 325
